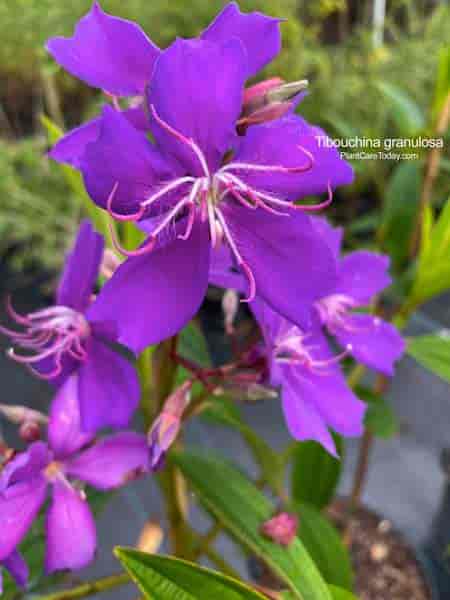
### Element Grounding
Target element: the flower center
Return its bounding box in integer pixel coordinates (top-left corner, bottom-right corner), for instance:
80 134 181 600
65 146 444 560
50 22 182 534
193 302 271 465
274 324 351 375
107 104 331 302
1 299 91 379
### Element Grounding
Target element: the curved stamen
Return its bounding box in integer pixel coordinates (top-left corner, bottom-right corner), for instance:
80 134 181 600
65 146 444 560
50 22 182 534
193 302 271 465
106 183 146 222
150 104 210 178
214 208 256 303
296 182 333 212
5 296 31 325
221 144 314 176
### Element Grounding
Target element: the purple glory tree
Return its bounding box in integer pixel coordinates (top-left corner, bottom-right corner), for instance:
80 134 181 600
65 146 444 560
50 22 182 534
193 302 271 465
0 378 149 573
46 1 282 168
250 298 366 456
49 33 353 353
0 550 28 594
0 220 139 431
312 217 405 376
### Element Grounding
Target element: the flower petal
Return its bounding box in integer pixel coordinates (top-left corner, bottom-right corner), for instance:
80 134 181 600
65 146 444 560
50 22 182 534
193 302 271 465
77 338 139 432
0 442 50 490
209 245 246 292
80 105 174 215
87 220 211 353
48 106 150 169
201 2 281 77
336 251 391 304
148 38 246 173
281 366 338 456
45 481 96 573
311 216 343 258
0 476 47 560
57 220 103 312
48 375 95 459
46 2 159 96
66 432 148 490
2 551 28 589
333 313 405 376
221 205 337 329
233 116 354 200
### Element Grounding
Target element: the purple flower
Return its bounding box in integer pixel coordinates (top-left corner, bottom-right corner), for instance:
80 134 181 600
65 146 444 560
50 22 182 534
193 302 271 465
251 299 366 456
0 221 139 432
47 2 282 169
0 379 149 573
313 218 405 376
0 550 28 594
54 35 352 353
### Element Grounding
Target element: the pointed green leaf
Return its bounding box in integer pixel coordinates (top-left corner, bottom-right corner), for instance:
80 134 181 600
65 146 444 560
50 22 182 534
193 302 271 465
294 502 353 590
282 586 357 600
357 386 399 439
291 437 343 509
115 549 267 600
172 450 332 600
407 333 450 383
376 81 425 136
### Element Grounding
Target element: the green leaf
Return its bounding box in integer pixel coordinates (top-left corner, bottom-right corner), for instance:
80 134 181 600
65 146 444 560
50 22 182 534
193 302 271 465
173 450 332 600
357 386 399 439
432 47 450 125
375 81 425 136
379 161 422 268
115 549 267 600
295 503 353 590
178 320 211 367
291 437 343 510
407 333 450 383
202 404 285 495
281 586 357 600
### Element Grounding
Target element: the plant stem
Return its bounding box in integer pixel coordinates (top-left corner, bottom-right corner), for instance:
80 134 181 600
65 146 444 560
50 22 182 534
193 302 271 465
191 521 222 560
138 346 154 428
36 573 129 600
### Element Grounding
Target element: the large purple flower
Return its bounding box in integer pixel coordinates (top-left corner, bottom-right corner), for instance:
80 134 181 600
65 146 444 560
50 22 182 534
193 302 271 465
0 550 28 594
313 218 405 376
0 221 139 431
52 36 352 353
0 379 149 573
251 299 366 456
47 2 282 168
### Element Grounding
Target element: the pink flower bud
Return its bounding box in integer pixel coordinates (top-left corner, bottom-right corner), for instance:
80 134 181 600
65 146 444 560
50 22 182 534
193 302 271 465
147 382 191 471
222 289 239 334
19 420 42 442
260 512 299 546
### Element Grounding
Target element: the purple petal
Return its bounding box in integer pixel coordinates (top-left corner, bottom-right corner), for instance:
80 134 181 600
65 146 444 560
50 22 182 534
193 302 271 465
46 1 159 96
0 476 47 560
87 220 211 353
80 105 174 215
234 116 354 201
45 481 96 573
2 551 28 589
209 245 246 292
336 251 391 304
65 432 148 490
57 220 104 312
148 38 246 173
48 375 95 459
333 313 405 376
48 106 150 169
0 442 50 491
76 338 139 432
201 2 281 77
311 216 343 258
220 205 337 329
281 366 338 456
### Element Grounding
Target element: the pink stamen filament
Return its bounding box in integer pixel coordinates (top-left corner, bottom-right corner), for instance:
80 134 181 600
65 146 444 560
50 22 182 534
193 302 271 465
1 302 90 380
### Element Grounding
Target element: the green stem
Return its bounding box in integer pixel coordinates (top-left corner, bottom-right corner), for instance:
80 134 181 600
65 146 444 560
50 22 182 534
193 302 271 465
138 346 155 428
36 573 129 600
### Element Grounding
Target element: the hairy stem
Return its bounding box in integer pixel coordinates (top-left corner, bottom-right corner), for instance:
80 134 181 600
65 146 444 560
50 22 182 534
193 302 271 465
36 573 129 600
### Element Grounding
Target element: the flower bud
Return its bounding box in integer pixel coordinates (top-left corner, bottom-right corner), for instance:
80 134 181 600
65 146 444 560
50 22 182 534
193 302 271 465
222 289 239 334
238 78 308 132
100 248 122 279
19 420 42 443
147 382 191 471
0 404 47 427
137 521 164 554
260 512 299 546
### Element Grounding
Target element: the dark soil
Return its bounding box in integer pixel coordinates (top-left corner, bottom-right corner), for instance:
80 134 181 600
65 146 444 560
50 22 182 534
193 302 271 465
328 499 432 600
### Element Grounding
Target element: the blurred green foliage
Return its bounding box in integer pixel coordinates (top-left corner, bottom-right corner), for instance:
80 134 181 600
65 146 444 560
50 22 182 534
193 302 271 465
0 0 449 273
